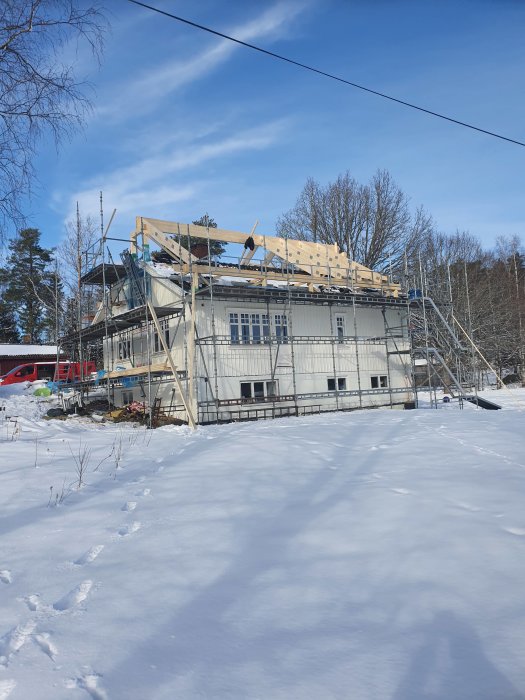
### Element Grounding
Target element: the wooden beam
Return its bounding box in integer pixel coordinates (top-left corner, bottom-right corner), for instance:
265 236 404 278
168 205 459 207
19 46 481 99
179 263 400 293
135 217 394 289
146 300 197 429
239 220 259 264
107 363 171 379
140 218 352 276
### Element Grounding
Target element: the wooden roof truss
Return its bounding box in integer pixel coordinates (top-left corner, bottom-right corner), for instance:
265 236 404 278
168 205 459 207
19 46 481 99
131 217 400 296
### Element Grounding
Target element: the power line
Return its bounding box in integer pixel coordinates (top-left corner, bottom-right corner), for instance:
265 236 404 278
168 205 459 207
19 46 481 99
127 0 525 149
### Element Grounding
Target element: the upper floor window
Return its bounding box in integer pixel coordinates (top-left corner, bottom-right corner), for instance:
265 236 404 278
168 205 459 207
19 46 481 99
118 335 132 360
230 311 266 344
230 313 240 344
153 318 170 353
336 316 345 343
275 313 288 344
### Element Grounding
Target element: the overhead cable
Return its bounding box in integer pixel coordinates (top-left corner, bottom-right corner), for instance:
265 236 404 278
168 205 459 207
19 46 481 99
127 0 525 148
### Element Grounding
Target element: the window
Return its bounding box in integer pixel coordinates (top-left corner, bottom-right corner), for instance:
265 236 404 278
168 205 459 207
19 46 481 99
241 313 250 344
336 316 345 343
371 375 388 389
122 390 134 404
253 382 265 399
262 314 271 343
230 311 265 344
266 380 277 397
275 313 288 343
118 335 132 360
230 313 239 344
37 364 55 380
16 365 34 377
328 377 346 391
153 318 170 353
251 314 261 344
240 380 279 402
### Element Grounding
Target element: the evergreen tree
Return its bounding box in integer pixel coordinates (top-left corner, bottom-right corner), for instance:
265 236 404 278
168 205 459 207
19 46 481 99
0 228 57 342
177 214 225 259
0 298 20 342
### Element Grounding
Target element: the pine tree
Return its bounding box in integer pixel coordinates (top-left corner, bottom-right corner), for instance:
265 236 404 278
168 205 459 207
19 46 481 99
178 214 225 259
0 228 57 342
0 298 20 342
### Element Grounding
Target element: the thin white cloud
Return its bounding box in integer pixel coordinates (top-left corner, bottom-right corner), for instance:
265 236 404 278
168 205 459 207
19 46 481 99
64 119 288 225
97 1 310 120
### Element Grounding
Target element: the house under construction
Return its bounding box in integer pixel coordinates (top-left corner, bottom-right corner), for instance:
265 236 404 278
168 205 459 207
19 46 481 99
67 216 498 426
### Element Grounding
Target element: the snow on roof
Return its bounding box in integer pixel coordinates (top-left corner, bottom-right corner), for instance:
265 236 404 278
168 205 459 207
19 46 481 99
0 344 61 357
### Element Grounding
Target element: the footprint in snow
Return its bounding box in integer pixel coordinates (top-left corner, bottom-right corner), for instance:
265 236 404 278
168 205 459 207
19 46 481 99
34 632 58 660
121 501 137 512
75 545 104 566
0 679 16 699
0 570 11 584
137 487 151 497
118 521 141 537
25 594 41 612
502 526 525 537
65 673 108 700
53 580 92 611
0 620 36 662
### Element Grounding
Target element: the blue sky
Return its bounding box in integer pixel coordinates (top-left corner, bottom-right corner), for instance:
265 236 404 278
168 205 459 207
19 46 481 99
27 0 525 253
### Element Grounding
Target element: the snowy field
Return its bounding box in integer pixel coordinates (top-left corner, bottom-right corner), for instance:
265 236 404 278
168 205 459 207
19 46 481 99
1 385 525 700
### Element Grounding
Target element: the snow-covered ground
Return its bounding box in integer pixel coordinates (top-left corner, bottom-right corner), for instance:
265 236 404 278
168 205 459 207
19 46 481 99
1 384 525 700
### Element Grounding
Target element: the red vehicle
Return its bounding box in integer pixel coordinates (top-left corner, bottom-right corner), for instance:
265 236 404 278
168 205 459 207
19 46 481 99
0 361 96 386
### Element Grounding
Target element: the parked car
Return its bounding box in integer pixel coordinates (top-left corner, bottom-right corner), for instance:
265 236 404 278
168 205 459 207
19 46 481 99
0 361 96 386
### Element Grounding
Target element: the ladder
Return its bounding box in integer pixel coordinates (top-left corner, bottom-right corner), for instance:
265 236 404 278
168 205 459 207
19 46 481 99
120 250 147 308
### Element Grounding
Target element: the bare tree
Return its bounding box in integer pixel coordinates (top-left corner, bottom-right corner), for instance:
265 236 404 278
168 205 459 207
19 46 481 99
277 169 432 274
0 0 106 236
58 210 101 340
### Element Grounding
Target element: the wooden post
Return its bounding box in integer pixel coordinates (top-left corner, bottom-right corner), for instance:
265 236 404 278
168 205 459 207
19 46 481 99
146 300 196 429
186 272 199 424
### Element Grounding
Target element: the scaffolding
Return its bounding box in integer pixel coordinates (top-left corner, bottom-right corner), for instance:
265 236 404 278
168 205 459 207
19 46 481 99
62 216 490 425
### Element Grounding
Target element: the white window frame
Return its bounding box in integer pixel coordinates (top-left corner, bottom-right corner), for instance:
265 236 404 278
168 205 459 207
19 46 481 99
152 318 170 353
118 334 132 360
336 316 345 343
240 379 279 402
371 375 388 389
327 377 346 391
274 313 288 344
229 310 269 344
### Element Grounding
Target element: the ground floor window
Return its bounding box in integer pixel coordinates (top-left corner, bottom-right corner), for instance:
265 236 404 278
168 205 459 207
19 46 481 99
327 377 346 391
240 380 279 401
371 375 388 388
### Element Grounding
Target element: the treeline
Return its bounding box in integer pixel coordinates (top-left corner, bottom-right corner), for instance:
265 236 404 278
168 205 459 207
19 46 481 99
0 218 101 346
279 171 524 381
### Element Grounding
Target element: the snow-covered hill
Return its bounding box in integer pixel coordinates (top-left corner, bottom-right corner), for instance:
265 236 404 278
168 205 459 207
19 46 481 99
1 385 525 699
